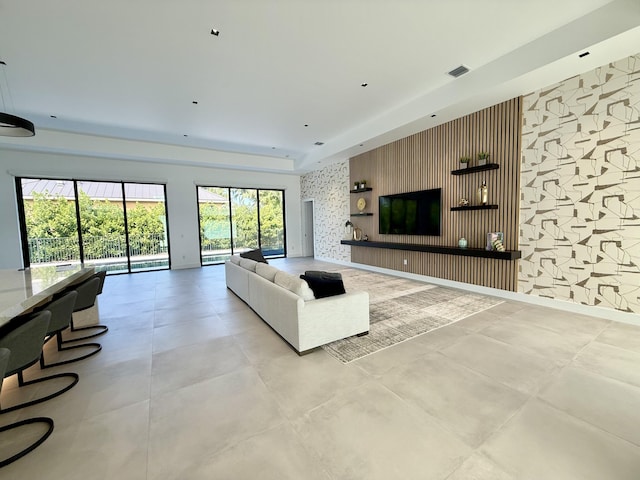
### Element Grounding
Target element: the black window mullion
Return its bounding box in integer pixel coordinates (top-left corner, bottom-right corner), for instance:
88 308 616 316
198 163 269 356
227 188 234 255
72 181 85 263
121 182 132 273
15 177 31 268
256 189 262 250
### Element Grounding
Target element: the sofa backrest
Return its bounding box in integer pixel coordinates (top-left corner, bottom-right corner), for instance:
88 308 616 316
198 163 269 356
255 262 279 282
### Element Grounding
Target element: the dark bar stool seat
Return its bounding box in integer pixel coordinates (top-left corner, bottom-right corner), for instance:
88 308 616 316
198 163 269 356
0 348 54 468
62 271 109 343
38 291 101 368
0 311 78 414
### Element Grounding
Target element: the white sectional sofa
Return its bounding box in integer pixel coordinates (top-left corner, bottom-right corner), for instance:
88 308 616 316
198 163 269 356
225 256 370 354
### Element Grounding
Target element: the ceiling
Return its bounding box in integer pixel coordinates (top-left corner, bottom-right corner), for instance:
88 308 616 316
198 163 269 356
1 0 639 174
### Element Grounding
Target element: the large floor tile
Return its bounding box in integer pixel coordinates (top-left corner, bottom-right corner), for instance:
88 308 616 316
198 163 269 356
257 349 370 419
538 367 640 446
172 423 332 480
446 453 516 480
380 352 528 447
572 341 640 388
595 321 640 353
441 334 558 395
479 317 591 366
151 335 250 396
482 400 640 480
293 381 470 480
148 367 285 479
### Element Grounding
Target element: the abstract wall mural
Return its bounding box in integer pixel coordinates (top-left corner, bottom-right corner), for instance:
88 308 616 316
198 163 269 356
300 161 351 262
519 53 640 313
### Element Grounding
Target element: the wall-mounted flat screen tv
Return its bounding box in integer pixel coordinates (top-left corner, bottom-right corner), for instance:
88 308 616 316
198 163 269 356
379 188 441 236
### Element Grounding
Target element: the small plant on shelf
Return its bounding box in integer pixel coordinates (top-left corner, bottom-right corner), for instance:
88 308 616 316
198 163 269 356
460 156 470 168
359 180 367 189
477 152 490 166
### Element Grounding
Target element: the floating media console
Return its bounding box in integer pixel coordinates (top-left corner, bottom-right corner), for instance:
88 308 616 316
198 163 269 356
340 240 521 260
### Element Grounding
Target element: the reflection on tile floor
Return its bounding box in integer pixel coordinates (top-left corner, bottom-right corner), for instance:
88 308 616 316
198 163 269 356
1 257 639 479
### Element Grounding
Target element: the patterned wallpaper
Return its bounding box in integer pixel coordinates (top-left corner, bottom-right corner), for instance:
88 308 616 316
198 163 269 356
519 53 640 313
300 161 351 262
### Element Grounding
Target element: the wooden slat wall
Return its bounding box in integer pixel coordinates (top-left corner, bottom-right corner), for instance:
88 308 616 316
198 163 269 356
349 97 522 291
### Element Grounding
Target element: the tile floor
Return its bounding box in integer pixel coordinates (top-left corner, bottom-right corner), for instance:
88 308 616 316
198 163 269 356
1 257 639 479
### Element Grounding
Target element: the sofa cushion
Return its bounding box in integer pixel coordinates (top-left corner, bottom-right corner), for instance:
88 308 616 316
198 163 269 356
255 262 279 282
274 271 315 301
239 258 258 272
300 271 346 299
240 248 268 264
230 255 242 265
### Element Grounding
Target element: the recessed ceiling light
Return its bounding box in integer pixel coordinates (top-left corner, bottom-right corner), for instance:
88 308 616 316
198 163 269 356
272 146 276 149
361 83 368 87
314 141 324 146
579 51 590 58
431 114 436 118
50 115 57 118
183 134 188 137
192 101 198 105
304 124 309 127
210 28 220 36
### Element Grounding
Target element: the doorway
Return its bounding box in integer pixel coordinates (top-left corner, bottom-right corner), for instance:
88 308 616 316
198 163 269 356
302 199 314 257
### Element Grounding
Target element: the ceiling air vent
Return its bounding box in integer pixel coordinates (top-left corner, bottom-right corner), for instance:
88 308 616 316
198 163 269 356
314 141 324 146
448 65 470 78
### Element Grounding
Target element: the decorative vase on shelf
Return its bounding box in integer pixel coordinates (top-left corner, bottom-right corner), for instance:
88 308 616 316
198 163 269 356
477 181 488 205
458 238 468 249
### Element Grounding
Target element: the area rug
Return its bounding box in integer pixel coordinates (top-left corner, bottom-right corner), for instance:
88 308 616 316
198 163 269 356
321 269 504 363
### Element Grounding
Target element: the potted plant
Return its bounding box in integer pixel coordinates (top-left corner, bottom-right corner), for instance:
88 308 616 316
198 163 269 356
460 156 470 169
353 181 359 190
359 180 367 189
477 152 490 166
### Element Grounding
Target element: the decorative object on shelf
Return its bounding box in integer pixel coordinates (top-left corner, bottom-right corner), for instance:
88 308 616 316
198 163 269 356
344 220 354 240
356 197 367 212
363 234 368 241
353 227 363 241
477 152 490 166
459 156 470 169
458 198 469 206
458 237 468 248
0 60 36 137
477 180 488 205
353 181 359 190
486 232 504 251
359 180 367 189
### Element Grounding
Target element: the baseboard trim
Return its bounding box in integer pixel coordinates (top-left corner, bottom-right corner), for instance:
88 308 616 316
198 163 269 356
315 256 640 326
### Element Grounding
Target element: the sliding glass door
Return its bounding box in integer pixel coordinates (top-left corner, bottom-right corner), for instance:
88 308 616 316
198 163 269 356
197 186 286 265
17 177 170 274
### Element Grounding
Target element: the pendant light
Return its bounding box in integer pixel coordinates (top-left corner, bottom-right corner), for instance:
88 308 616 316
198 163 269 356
0 60 35 137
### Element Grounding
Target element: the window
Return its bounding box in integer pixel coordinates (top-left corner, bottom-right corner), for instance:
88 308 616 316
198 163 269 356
197 186 286 265
17 177 170 274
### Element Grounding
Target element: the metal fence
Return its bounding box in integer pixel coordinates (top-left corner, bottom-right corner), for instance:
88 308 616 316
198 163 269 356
28 234 168 264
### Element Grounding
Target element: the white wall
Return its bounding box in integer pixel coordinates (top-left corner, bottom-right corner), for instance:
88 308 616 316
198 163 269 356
0 149 302 269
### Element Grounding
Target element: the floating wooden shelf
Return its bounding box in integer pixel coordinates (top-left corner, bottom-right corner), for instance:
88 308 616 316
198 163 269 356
350 213 374 217
340 240 521 260
350 187 373 193
451 163 500 175
450 204 499 211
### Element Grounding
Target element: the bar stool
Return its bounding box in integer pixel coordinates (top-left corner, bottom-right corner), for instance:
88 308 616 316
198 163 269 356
0 310 78 414
0 348 54 468
62 272 109 343
38 291 101 369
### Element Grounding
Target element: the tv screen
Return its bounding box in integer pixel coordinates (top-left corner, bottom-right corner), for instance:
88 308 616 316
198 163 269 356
379 188 441 236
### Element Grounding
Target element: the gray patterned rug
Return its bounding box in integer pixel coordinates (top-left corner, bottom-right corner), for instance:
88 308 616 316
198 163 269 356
321 269 504 363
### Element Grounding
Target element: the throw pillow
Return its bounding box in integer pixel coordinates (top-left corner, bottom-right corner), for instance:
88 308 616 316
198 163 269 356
240 249 268 264
300 271 346 299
